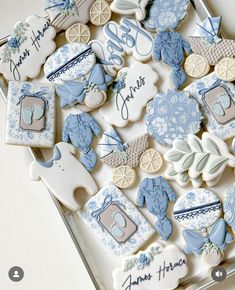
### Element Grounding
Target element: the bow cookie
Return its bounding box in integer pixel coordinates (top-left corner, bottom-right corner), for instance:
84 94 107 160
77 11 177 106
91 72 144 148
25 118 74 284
183 219 233 266
56 64 112 109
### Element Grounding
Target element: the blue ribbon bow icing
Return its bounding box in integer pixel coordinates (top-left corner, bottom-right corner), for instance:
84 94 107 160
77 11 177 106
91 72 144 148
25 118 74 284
56 64 112 108
183 218 233 256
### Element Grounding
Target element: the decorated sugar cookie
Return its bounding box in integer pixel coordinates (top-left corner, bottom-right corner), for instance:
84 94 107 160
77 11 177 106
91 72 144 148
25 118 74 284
184 73 235 140
112 165 136 189
6 81 55 148
137 176 177 240
65 23 91 44
89 0 112 26
139 148 162 173
110 0 148 21
186 17 235 80
44 43 96 84
78 183 155 256
153 31 191 89
44 0 94 31
165 133 235 188
143 0 190 32
174 189 233 266
30 142 98 211
113 243 188 290
56 64 112 108
99 62 158 127
90 18 153 76
174 189 222 230
62 112 101 172
145 90 202 146
223 184 235 233
0 15 56 81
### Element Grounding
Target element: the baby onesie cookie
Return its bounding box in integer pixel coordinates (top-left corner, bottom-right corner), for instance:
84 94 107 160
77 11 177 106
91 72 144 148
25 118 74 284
62 112 101 171
89 18 153 76
110 0 148 21
165 133 235 188
145 89 202 146
0 15 56 81
184 73 235 140
223 184 235 233
78 182 155 256
113 243 188 290
153 31 191 89
137 176 177 240
99 61 158 127
143 0 190 31
6 81 55 148
44 0 94 31
44 43 96 84
174 189 233 266
56 64 112 109
29 142 98 211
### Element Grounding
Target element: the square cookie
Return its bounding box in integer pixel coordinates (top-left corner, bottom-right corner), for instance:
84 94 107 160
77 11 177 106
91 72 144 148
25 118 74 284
6 81 56 147
78 182 155 256
184 73 235 140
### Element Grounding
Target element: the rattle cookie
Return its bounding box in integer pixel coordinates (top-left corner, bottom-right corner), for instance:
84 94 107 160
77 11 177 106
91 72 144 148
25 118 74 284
0 15 56 81
62 112 101 172
113 244 188 290
165 132 235 188
6 81 55 148
29 142 98 211
99 127 162 188
137 176 177 240
174 188 233 266
78 182 155 256
145 89 202 146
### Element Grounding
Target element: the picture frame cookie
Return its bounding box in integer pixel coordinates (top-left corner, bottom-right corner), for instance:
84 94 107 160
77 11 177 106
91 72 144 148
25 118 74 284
1 1 235 290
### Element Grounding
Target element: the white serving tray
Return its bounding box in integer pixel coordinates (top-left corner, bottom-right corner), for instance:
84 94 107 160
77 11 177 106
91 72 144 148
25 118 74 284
1 1 235 289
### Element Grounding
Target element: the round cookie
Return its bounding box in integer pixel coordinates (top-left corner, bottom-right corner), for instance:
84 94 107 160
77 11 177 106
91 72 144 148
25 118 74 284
44 43 96 84
112 165 136 189
90 0 111 26
215 57 235 82
139 148 162 173
184 54 210 78
173 188 222 230
65 23 91 44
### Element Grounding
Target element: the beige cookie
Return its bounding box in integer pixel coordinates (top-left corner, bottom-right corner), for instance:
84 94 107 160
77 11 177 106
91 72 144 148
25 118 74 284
90 0 111 26
112 165 136 189
215 57 235 82
139 148 162 173
184 54 210 78
65 23 91 44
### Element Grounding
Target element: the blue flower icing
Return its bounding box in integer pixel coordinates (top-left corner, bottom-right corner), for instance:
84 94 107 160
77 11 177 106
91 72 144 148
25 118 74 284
223 184 235 232
153 31 191 88
144 0 190 31
62 112 101 171
137 176 177 240
145 89 202 146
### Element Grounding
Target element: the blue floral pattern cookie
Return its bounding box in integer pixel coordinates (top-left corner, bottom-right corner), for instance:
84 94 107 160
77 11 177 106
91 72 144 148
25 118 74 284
145 89 202 146
144 0 190 31
223 184 235 233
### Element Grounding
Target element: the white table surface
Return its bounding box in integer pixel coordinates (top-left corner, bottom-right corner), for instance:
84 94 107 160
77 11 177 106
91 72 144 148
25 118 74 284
0 1 235 290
